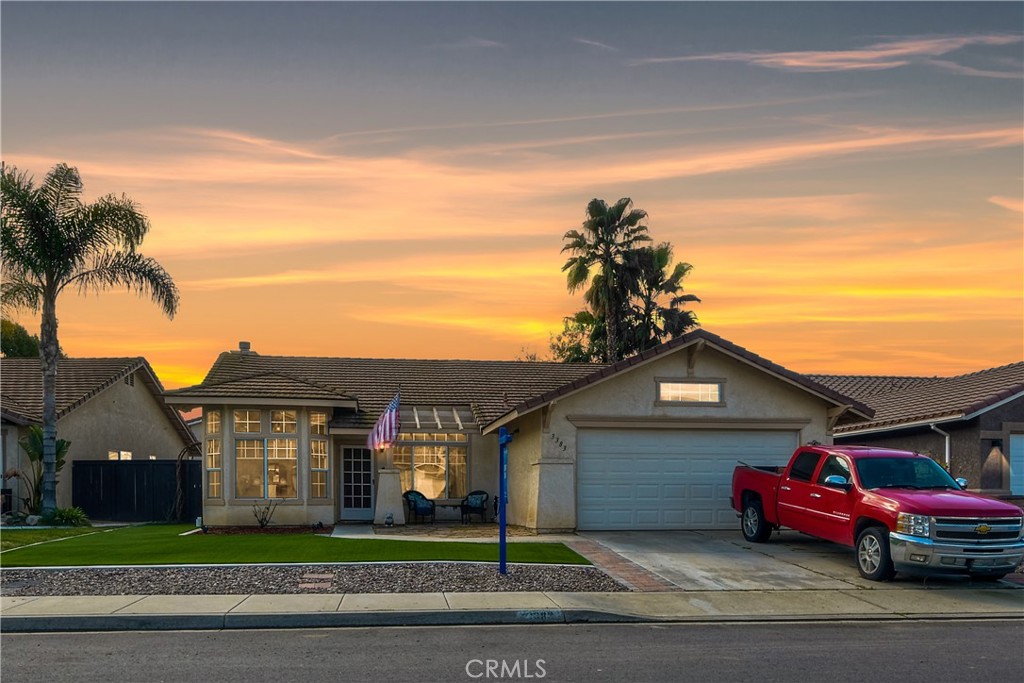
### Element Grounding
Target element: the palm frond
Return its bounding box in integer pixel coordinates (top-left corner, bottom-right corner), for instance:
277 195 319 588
39 163 83 222
0 277 43 315
66 250 180 318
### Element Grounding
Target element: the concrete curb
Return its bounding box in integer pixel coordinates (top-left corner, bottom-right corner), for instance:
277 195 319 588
3 609 1022 634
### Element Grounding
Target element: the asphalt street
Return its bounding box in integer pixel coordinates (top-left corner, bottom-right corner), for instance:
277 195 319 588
2 620 1022 683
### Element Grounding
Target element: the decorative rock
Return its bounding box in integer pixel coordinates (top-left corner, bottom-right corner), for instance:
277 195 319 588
24 515 42 526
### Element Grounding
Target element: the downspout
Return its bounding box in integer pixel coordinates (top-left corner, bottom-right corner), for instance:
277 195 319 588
929 424 951 470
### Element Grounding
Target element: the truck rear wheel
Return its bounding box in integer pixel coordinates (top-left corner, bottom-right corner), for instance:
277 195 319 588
856 527 895 581
741 500 771 542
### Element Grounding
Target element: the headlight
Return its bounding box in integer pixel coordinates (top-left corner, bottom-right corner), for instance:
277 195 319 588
896 513 930 537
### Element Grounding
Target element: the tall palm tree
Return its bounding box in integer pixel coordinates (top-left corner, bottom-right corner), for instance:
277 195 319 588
561 198 651 362
623 242 700 353
1 162 179 514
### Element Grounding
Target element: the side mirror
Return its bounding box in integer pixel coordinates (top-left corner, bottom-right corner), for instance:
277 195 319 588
824 475 852 490
955 477 968 489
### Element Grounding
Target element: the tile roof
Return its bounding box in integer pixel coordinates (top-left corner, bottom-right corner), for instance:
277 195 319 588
167 351 606 428
167 329 874 431
823 362 1024 434
806 374 943 400
0 357 197 447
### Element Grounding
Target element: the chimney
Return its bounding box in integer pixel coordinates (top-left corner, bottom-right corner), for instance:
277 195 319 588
239 341 251 355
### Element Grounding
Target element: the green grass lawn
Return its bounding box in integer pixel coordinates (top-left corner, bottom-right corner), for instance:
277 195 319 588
0 526 102 552
0 524 588 567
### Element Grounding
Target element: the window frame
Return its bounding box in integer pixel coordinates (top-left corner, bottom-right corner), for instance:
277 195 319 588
309 438 329 499
206 410 221 435
206 438 223 498
233 409 262 434
233 436 299 500
655 378 726 406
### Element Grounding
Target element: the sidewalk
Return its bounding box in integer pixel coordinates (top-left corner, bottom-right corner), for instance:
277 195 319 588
3 585 1022 633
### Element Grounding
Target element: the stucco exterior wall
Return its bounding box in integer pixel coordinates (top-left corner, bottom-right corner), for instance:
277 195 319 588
504 346 835 531
7 370 190 510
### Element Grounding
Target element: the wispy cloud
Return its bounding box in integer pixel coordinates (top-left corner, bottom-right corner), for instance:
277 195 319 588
572 37 618 51
439 37 506 49
632 34 1022 75
925 58 1022 79
989 195 1024 213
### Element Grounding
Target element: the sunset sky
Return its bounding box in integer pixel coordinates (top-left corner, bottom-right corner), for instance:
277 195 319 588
2 2 1022 388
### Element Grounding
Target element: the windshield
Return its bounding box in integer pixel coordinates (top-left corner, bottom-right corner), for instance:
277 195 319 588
855 456 960 490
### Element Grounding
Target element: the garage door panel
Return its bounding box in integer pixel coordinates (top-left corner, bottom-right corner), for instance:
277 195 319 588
577 428 798 530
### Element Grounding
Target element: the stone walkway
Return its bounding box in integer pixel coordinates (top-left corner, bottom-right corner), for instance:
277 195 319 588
566 538 677 592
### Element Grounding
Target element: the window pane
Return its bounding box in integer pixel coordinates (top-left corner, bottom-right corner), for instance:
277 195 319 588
268 438 297 498
310 439 328 470
206 439 221 469
449 446 467 499
271 410 297 434
208 470 222 498
659 382 721 403
206 410 221 434
310 411 327 435
235 439 264 497
310 471 327 499
415 445 447 498
394 446 413 493
234 410 261 433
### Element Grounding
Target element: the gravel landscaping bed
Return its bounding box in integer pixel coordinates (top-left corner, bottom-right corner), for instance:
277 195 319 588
0 563 627 596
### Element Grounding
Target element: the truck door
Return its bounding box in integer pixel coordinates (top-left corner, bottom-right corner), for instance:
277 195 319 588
806 455 855 545
777 450 823 532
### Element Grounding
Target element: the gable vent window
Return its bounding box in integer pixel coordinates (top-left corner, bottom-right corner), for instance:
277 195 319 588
657 381 724 405
124 374 134 387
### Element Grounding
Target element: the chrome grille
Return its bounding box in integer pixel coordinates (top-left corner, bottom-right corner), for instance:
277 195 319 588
933 516 1023 544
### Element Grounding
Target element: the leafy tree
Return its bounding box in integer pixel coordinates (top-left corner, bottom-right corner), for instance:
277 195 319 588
562 198 651 362
1 162 179 514
622 243 700 353
549 310 604 363
1 318 40 357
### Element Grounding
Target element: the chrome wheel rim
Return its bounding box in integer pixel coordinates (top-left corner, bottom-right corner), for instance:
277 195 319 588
859 535 881 573
742 507 759 537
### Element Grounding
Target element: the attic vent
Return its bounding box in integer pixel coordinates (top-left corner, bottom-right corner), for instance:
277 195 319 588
239 341 252 354
124 374 134 387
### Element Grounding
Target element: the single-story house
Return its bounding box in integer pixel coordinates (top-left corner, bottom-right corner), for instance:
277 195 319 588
164 330 874 531
1 358 198 515
812 363 1024 498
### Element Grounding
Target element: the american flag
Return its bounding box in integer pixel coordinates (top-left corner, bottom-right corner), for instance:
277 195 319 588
367 392 401 451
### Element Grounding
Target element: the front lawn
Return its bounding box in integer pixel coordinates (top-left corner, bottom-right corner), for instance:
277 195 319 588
0 527 102 552
0 524 588 567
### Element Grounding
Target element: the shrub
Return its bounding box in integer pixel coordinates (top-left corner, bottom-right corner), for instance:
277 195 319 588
42 506 90 527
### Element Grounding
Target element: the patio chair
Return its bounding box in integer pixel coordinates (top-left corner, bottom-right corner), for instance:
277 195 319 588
460 490 489 524
403 490 435 523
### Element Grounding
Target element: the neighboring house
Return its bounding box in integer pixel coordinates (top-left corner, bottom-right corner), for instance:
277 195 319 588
812 363 1024 498
165 330 872 531
0 358 198 514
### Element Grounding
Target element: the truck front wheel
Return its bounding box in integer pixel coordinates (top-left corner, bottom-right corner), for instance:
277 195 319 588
856 527 895 581
741 500 771 542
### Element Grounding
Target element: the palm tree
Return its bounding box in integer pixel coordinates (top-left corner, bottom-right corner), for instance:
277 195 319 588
561 198 651 362
1 162 179 514
623 242 700 353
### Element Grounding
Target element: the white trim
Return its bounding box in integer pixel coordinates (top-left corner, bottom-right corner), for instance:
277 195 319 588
836 413 964 437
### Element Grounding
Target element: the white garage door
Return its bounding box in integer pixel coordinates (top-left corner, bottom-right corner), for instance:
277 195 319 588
577 428 799 530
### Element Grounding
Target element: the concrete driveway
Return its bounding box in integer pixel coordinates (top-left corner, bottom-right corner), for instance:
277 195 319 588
580 529 1020 591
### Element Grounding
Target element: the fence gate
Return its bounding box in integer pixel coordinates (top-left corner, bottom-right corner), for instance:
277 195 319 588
72 460 202 522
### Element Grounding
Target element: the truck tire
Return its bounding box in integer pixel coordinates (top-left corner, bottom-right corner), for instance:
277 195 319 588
741 500 771 543
856 527 895 581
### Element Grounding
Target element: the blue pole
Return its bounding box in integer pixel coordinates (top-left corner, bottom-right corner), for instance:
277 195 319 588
498 426 511 575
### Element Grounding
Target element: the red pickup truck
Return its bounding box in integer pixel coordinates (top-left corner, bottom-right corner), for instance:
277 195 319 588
731 444 1024 581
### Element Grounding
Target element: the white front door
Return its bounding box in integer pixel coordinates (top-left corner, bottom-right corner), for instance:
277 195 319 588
340 447 375 521
576 428 799 530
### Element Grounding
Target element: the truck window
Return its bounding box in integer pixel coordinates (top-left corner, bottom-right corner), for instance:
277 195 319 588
789 451 822 482
816 455 850 484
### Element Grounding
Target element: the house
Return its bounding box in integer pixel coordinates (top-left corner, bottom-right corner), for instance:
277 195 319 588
812 363 1024 498
165 330 872 531
0 358 198 516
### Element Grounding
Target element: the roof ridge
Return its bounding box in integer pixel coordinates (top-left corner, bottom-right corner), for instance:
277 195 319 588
944 360 1024 381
